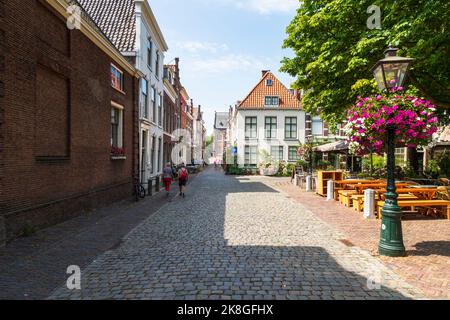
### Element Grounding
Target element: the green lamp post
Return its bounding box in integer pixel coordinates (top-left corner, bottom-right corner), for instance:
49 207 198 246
371 47 414 257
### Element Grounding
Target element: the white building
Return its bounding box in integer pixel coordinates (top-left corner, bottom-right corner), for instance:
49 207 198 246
80 0 168 189
229 71 330 167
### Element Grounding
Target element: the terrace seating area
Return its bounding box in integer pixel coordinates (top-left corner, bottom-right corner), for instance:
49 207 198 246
295 170 450 220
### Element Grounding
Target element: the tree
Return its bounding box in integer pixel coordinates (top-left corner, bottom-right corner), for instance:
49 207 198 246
281 0 450 128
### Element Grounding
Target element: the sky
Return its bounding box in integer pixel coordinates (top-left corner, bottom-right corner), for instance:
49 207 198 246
150 0 299 135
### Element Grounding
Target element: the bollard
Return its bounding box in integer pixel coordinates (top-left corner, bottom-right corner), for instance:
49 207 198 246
148 179 153 196
0 216 5 247
327 180 334 201
155 176 160 192
364 189 376 219
306 176 312 192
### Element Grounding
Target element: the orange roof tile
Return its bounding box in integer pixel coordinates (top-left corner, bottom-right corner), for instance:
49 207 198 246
237 72 302 110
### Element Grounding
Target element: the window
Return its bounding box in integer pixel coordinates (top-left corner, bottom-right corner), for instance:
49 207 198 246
312 116 324 136
271 146 283 161
245 117 257 139
111 64 124 91
111 104 124 148
147 38 153 69
265 117 277 139
395 148 406 167
264 96 279 106
151 86 156 122
288 147 300 162
155 51 160 78
266 79 273 86
141 78 149 119
245 146 258 166
285 117 298 139
158 93 162 126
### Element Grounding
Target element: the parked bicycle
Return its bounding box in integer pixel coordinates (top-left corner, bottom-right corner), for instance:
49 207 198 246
133 178 146 202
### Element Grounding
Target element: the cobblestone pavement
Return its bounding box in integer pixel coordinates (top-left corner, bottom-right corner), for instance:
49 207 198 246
50 168 424 300
0 178 190 300
269 180 450 300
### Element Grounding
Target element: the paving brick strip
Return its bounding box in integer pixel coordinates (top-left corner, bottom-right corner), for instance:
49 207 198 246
0 172 200 300
48 168 423 300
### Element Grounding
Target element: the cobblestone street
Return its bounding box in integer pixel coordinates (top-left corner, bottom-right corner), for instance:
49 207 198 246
49 167 423 300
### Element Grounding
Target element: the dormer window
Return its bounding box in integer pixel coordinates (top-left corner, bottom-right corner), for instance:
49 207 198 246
266 79 273 86
265 96 279 107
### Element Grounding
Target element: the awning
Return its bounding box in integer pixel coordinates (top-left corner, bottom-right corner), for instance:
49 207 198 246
314 140 349 153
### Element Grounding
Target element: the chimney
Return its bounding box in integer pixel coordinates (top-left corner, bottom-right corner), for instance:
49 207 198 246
261 70 270 77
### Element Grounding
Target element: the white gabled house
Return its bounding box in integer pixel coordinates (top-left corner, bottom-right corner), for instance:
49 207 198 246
229 71 331 167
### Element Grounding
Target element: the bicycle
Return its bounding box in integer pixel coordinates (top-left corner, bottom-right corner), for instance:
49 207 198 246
133 178 146 202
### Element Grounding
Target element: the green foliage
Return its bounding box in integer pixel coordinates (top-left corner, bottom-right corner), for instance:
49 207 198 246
425 160 441 178
438 152 450 178
282 0 450 127
362 154 386 173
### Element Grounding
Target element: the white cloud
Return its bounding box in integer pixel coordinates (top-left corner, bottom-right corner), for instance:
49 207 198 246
185 54 267 75
200 0 299 14
176 41 230 54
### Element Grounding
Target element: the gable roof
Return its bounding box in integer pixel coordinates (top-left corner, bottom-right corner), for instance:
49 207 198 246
237 71 301 110
78 0 136 52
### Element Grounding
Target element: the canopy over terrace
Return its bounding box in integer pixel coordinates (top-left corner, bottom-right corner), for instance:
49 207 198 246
314 140 361 172
314 140 349 154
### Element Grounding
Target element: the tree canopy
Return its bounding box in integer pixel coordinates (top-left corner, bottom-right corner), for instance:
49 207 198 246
281 0 450 128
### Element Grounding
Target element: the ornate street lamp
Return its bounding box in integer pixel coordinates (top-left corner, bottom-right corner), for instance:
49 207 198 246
371 47 414 257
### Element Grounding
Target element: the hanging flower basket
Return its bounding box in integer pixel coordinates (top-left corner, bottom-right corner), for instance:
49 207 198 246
344 88 439 156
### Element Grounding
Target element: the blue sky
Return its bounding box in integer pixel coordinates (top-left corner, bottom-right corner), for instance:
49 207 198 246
150 0 298 135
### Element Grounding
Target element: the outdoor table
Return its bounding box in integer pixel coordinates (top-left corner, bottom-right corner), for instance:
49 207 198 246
409 185 439 189
353 183 411 194
334 180 384 189
376 188 438 200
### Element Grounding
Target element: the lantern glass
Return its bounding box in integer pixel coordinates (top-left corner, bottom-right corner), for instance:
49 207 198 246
382 62 409 89
373 65 386 91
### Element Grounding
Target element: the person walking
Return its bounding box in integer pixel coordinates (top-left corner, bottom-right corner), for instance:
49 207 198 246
163 163 174 198
178 163 189 198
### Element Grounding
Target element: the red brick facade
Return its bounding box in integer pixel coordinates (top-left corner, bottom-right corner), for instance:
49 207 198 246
0 0 139 241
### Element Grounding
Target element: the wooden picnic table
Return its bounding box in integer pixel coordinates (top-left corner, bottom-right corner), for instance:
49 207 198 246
376 188 438 200
352 183 411 194
334 180 384 189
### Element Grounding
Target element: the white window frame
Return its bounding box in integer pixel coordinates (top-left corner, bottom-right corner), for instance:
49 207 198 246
111 101 124 148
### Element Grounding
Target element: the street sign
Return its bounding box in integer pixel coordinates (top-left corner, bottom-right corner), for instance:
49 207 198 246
232 147 238 155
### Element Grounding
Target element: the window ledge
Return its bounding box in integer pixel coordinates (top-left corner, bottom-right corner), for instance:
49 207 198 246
111 155 127 161
112 86 126 95
36 156 70 164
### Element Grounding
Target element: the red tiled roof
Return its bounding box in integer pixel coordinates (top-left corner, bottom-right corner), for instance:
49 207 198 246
238 72 301 110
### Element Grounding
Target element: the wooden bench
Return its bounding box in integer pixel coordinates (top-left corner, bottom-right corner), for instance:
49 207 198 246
353 194 417 212
377 200 450 219
338 190 359 207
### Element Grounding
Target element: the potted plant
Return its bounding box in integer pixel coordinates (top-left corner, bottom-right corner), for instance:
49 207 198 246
111 146 126 160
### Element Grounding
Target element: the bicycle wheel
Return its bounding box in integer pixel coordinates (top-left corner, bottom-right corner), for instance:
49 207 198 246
137 184 146 199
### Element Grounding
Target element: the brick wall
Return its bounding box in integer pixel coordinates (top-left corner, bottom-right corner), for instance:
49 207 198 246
0 0 139 241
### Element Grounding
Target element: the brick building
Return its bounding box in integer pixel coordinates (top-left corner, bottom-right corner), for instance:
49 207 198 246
0 0 140 243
